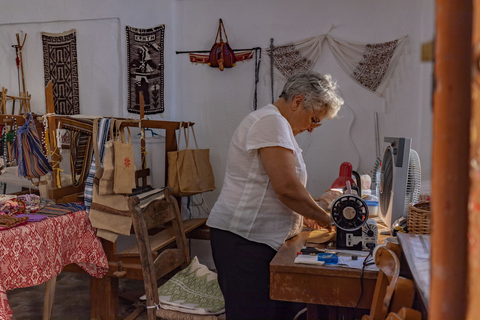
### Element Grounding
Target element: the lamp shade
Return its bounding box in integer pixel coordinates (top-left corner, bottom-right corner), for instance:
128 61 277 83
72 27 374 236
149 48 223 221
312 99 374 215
331 162 356 190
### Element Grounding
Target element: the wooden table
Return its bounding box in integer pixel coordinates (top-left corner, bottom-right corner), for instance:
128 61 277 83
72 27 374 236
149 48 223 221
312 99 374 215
270 231 379 320
397 233 430 318
0 210 109 320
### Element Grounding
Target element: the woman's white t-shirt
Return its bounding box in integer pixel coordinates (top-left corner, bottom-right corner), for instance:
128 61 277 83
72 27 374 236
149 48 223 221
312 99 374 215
206 104 306 251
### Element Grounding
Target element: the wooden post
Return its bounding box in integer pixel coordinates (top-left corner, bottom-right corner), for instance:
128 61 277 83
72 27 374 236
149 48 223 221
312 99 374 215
16 33 27 95
467 0 480 318
139 92 147 187
45 81 61 188
1 88 6 115
431 0 470 318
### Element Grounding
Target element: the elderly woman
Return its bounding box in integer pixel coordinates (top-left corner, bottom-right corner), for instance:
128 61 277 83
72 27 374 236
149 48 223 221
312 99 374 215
207 71 344 320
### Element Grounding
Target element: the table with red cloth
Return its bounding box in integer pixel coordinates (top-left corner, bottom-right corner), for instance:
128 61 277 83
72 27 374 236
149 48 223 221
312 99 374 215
0 210 109 320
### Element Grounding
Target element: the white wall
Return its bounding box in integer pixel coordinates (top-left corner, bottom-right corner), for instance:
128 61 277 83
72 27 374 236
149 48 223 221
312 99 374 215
0 0 434 211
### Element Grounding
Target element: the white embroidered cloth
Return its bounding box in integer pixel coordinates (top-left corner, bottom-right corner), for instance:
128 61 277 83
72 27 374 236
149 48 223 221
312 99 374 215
326 34 408 97
264 33 408 105
141 256 225 315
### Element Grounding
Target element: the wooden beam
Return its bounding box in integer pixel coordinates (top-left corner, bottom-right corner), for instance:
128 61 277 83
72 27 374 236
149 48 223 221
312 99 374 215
431 1 470 318
45 81 61 188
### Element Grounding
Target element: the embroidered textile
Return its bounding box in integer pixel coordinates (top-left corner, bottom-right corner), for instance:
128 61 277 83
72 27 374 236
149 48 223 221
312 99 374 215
126 25 165 114
267 36 324 79
41 29 80 115
156 256 225 315
264 34 408 102
326 35 407 96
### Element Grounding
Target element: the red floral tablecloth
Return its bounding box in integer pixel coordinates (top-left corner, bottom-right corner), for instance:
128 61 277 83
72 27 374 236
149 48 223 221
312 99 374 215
0 210 109 320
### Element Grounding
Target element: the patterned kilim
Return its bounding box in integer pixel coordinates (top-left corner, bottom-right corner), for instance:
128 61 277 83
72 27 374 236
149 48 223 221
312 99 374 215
41 29 80 115
61 117 94 187
126 25 165 114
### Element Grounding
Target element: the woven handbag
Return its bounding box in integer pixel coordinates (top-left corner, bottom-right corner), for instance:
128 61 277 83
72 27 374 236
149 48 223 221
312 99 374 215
208 19 236 71
16 113 52 179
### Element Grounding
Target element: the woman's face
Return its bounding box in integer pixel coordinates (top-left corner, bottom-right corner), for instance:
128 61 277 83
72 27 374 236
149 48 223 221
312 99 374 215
291 102 328 135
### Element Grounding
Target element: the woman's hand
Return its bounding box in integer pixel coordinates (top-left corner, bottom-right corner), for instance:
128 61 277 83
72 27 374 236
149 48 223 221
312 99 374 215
304 215 333 231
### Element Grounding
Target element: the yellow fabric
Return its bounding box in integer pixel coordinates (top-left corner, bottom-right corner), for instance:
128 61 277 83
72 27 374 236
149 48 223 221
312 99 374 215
307 228 336 244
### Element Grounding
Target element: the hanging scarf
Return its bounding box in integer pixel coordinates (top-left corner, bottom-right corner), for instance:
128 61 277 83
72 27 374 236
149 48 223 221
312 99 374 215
84 118 111 213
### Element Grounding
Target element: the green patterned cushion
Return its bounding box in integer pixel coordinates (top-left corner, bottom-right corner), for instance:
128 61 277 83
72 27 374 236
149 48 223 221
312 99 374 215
158 256 225 315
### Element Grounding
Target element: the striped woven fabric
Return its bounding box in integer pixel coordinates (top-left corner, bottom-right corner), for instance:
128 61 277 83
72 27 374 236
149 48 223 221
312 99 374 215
0 215 28 230
16 113 52 179
62 117 94 187
130 187 165 209
35 202 85 217
84 119 111 213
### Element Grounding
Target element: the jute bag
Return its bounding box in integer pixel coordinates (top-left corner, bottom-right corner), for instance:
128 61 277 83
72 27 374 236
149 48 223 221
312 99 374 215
167 123 215 197
88 118 132 243
113 121 136 194
99 120 136 195
98 119 116 195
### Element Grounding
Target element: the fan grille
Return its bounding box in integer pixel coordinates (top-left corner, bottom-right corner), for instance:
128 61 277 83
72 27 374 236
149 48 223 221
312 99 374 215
405 149 421 213
380 147 393 219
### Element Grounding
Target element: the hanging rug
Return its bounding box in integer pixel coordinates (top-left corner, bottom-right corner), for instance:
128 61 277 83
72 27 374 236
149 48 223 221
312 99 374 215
41 29 80 115
126 25 165 115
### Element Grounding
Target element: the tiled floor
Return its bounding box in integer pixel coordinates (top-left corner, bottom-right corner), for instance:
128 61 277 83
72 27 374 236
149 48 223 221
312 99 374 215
7 272 150 320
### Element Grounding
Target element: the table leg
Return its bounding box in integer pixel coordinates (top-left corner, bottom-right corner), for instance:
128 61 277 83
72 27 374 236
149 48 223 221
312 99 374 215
43 277 56 320
90 275 118 320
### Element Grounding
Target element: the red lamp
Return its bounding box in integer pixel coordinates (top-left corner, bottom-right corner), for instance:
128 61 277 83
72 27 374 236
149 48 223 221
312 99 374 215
331 162 357 192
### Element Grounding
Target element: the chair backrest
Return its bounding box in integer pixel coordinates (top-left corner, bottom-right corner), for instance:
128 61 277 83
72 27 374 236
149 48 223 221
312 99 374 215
363 243 416 320
128 186 190 320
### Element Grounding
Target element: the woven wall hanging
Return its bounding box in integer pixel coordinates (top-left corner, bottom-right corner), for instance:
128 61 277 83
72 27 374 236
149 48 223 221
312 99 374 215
41 29 80 115
126 25 165 115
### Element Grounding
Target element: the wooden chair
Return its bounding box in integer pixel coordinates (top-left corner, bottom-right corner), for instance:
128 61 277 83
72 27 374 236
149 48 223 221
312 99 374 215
362 243 419 320
385 307 422 320
126 186 218 320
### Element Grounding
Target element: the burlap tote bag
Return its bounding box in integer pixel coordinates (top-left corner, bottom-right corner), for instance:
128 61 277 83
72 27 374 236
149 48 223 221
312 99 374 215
98 120 136 195
98 119 116 195
167 123 215 197
113 121 136 194
89 118 132 243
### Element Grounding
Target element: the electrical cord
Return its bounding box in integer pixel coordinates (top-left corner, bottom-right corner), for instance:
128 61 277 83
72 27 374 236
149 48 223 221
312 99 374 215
352 246 375 319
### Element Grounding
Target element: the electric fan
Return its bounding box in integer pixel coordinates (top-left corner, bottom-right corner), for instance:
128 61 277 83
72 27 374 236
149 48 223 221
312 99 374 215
379 137 421 232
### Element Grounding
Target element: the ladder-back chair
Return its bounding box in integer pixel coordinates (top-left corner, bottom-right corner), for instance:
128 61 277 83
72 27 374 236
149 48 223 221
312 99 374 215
362 243 420 320
127 186 218 320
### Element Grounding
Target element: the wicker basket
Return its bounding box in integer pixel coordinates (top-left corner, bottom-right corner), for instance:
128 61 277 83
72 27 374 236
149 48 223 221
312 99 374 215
407 200 431 234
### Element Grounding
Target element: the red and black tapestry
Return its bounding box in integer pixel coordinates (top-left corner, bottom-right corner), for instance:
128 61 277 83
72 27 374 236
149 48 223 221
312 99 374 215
41 29 80 115
126 25 165 114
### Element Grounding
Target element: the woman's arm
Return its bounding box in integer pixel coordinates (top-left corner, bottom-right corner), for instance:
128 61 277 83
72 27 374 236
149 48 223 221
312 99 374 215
259 146 332 227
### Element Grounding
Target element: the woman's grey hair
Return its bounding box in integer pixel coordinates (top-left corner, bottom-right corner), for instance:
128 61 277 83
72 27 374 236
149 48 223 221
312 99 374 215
279 71 344 120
